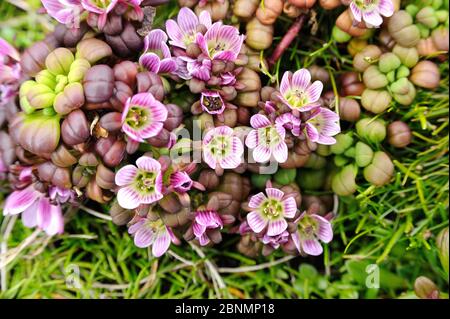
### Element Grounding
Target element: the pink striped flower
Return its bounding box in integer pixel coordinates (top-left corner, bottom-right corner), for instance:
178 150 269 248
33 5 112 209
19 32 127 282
195 22 245 62
174 56 212 81
170 171 204 193
1 37 21 106
291 212 333 256
128 217 178 256
202 126 244 170
279 69 323 112
166 7 212 49
245 114 288 163
115 156 163 209
275 112 301 137
304 107 340 145
261 230 290 249
246 188 297 236
139 29 177 74
121 92 168 142
3 185 64 236
41 0 83 26
350 0 394 28
200 90 225 115
192 210 223 246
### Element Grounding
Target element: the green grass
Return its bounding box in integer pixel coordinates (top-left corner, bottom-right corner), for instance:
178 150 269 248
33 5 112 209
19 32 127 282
0 0 448 299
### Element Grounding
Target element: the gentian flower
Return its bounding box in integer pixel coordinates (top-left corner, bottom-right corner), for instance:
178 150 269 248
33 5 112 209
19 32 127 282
202 126 244 170
196 22 245 62
245 114 288 163
3 185 64 236
170 171 204 193
246 188 297 236
115 156 163 209
81 0 118 29
304 107 340 145
139 29 177 74
192 210 223 246
261 230 290 249
350 0 394 28
279 69 323 112
200 90 225 114
128 217 177 256
121 92 168 142
291 212 333 256
41 0 83 26
0 37 21 106
175 56 212 81
166 7 212 49
49 186 75 203
275 112 301 137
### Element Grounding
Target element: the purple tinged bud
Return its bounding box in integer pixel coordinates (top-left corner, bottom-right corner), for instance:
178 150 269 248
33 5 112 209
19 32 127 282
45 48 74 75
54 82 85 115
61 110 90 145
164 104 183 131
21 40 56 77
51 145 78 168
76 38 113 65
83 65 115 104
99 112 123 132
37 161 72 189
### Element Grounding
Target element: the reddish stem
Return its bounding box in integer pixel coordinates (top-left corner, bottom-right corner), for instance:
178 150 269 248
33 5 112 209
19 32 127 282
268 14 307 67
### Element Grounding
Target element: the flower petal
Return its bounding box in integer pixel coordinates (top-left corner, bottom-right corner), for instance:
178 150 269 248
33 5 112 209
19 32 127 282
272 141 288 163
139 52 161 73
115 165 138 186
166 19 185 48
301 238 323 256
117 186 141 210
152 228 171 257
21 199 39 228
267 218 288 236
136 156 161 172
134 224 155 248
252 145 271 163
378 0 394 17
250 114 271 129
246 211 268 234
312 215 333 243
248 192 267 209
3 186 40 215
350 2 362 22
266 188 284 200
44 204 64 236
292 69 311 91
279 71 292 96
193 221 207 237
198 9 212 28
306 81 323 103
363 10 383 27
282 197 297 218
245 129 258 149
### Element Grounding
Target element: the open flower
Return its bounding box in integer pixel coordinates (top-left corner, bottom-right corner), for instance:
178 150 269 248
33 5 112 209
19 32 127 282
275 112 301 137
139 29 177 74
246 188 297 236
175 56 212 81
41 0 83 26
279 69 323 112
81 0 119 29
261 230 290 249
115 156 163 209
195 22 245 62
166 7 212 49
192 210 223 246
3 185 64 236
121 92 168 142
245 114 288 163
170 171 204 193
202 126 244 170
304 107 340 145
128 217 177 257
350 0 394 28
1 37 21 106
200 90 225 114
291 212 333 256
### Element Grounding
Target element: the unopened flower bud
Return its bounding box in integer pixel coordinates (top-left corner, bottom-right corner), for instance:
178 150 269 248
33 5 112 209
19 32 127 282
54 22 90 47
67 59 91 83
378 53 401 74
416 7 439 29
330 133 354 155
356 118 386 144
113 61 138 89
297 169 326 191
96 163 115 189
353 45 382 72
83 65 115 103
387 121 412 148
26 83 55 110
336 9 367 38
414 276 440 299
388 10 420 48
109 200 134 225
54 82 85 115
338 97 361 122
95 136 126 167
363 66 388 89
436 227 449 277
355 142 373 167
35 70 56 90
390 78 416 105
332 165 357 196
246 18 274 50
340 72 365 96
410 61 440 89
363 151 394 186
319 0 341 10
432 26 449 52
51 145 78 167
61 110 90 146
392 45 419 68
76 38 113 64
233 0 259 20
256 0 283 25
21 40 57 77
195 0 229 21
37 161 72 189
361 89 392 113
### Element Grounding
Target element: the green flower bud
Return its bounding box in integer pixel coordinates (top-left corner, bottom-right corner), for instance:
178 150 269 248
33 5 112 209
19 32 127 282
297 169 326 191
363 151 394 186
330 133 354 155
390 78 416 105
316 144 331 157
334 155 349 167
304 153 327 170
26 83 55 109
417 23 431 38
353 45 382 72
274 168 297 186
363 66 388 89
344 146 356 158
361 89 392 113
392 45 419 68
386 70 396 83
68 59 91 83
355 142 373 167
331 165 357 196
356 118 386 144
388 11 421 48
416 7 439 29
54 75 69 94
45 48 74 75
54 82 85 115
332 26 352 43
431 0 443 10
436 10 449 23
251 174 271 189
436 227 449 278
19 81 36 114
396 65 410 79
35 69 56 90
414 276 440 299
405 4 419 17
76 38 113 64
378 53 401 73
